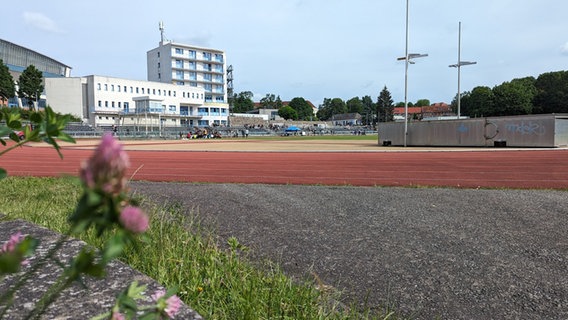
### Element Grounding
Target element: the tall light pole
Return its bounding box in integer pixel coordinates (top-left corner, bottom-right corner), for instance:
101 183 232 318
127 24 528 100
397 0 427 147
449 21 476 119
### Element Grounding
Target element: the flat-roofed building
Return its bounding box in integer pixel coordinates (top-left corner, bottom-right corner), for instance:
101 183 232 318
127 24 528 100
0 38 71 107
46 75 229 129
147 40 227 105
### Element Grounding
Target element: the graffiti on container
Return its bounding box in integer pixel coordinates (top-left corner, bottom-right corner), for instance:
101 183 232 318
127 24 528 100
505 121 545 135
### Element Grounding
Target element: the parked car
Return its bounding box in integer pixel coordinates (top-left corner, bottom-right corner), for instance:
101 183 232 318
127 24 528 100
14 131 25 140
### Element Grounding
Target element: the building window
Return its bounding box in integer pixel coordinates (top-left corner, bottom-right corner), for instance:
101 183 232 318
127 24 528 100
157 52 160 58
204 74 212 81
111 85 115 92
157 62 160 68
98 100 101 107
175 48 183 55
189 61 196 70
176 60 183 68
215 54 223 62
188 50 196 59
97 83 101 90
118 102 121 108
169 105 176 112
105 101 108 107
112 101 115 108
141 88 145 94
104 84 108 91
124 86 127 92
153 89 156 95
176 70 184 80
130 87 133 93
190 82 197 87
117 86 121 92
136 87 139 94
177 81 184 85
203 52 211 60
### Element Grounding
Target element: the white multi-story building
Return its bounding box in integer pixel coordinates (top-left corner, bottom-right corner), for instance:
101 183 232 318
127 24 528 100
45 75 229 129
147 41 227 105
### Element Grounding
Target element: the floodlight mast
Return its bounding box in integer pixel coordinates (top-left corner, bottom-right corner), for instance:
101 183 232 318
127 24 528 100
449 22 476 119
397 0 428 147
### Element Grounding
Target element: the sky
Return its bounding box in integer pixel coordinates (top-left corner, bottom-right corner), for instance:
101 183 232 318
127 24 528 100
3 1 568 107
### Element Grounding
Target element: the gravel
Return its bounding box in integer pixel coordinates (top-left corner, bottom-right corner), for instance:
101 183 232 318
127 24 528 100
131 181 568 320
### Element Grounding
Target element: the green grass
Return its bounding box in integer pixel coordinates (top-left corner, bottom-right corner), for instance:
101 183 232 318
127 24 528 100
246 134 378 141
0 177 400 319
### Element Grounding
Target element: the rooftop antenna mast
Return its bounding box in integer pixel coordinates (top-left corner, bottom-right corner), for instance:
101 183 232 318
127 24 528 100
159 21 168 44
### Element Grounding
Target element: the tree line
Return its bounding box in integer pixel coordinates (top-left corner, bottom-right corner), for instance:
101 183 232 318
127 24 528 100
231 70 568 123
230 87 404 125
0 60 44 109
453 70 568 117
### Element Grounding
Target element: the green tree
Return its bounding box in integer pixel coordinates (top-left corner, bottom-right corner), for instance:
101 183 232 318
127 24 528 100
457 86 494 117
533 70 568 114
377 86 394 122
17 65 44 110
415 99 430 107
346 97 363 114
0 60 15 103
288 97 313 120
275 95 283 109
231 91 255 113
316 99 332 120
361 95 375 125
260 93 277 109
278 106 298 120
317 98 347 121
329 98 346 119
492 77 536 116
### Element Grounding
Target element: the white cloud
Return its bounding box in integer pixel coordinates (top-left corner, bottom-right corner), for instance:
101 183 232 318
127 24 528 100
562 42 568 55
23 12 63 33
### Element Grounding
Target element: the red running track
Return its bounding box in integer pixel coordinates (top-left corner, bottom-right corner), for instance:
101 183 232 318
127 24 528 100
2 145 568 189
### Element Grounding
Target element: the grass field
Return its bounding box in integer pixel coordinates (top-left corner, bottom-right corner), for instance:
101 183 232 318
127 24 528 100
245 134 378 141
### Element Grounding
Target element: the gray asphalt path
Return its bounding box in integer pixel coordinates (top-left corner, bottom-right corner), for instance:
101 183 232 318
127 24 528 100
131 182 568 320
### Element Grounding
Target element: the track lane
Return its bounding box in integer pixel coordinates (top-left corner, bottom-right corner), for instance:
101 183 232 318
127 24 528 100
1 144 567 189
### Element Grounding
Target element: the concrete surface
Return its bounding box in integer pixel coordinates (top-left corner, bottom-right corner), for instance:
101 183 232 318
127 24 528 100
0 218 202 320
131 182 568 320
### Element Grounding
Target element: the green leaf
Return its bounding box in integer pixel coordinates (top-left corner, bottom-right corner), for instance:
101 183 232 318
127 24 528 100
0 253 21 274
0 168 6 180
57 131 76 144
102 234 126 263
0 126 12 136
126 281 147 300
30 111 43 123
